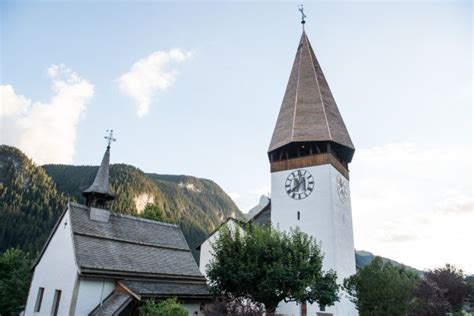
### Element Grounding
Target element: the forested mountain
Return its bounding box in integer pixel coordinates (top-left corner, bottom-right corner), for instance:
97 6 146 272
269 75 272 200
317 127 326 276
0 145 243 259
0 146 68 253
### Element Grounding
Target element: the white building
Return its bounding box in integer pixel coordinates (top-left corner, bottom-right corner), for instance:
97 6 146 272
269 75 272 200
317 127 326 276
199 25 358 316
25 141 210 316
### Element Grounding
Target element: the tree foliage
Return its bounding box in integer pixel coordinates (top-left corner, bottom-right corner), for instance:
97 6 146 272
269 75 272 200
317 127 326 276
411 277 450 316
202 296 264 316
467 276 474 309
206 225 339 313
0 145 67 253
139 203 175 223
0 248 33 315
343 256 417 316
139 298 188 316
421 264 470 312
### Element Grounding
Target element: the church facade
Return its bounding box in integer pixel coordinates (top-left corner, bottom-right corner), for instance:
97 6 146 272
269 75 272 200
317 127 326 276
24 142 210 316
200 28 358 316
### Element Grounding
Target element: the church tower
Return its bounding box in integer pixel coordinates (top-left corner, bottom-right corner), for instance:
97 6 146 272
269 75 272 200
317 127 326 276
268 22 357 316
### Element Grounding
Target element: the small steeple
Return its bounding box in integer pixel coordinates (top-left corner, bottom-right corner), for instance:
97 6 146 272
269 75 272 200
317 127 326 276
82 130 116 208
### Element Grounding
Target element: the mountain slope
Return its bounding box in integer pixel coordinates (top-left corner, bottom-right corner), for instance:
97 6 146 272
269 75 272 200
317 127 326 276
0 145 67 253
42 164 243 256
356 250 421 273
0 145 243 259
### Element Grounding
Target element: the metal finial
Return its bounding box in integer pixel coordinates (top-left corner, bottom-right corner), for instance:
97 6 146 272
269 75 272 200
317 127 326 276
104 129 116 148
298 4 307 25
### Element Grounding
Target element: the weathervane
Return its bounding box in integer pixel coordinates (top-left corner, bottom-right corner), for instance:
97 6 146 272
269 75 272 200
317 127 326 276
298 4 307 25
104 129 116 148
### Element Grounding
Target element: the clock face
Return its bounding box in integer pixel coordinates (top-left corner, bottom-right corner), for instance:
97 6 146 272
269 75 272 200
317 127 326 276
285 169 314 200
337 176 348 203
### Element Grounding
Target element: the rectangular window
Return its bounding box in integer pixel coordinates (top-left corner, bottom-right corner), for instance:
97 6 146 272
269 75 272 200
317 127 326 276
51 290 61 316
34 287 44 312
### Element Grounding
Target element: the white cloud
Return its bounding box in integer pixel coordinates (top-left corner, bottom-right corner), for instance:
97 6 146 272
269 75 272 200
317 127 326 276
0 64 94 164
117 49 193 117
351 142 473 272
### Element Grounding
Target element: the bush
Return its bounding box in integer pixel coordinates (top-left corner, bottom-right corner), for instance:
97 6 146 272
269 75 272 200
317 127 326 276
0 248 33 315
139 298 188 316
202 296 264 315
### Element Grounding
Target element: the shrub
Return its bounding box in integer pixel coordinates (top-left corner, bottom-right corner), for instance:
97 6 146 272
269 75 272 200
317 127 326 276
139 298 187 316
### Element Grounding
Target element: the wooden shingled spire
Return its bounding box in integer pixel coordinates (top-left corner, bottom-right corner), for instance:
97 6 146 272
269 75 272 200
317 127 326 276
268 30 354 164
83 130 116 207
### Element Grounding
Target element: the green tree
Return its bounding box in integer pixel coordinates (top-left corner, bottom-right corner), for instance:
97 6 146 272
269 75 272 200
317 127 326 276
206 225 339 314
467 275 474 310
139 298 187 316
139 203 174 223
343 256 417 316
0 248 33 315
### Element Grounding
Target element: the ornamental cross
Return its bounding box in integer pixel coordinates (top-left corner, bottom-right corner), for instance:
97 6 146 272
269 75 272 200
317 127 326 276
298 4 307 24
104 129 116 147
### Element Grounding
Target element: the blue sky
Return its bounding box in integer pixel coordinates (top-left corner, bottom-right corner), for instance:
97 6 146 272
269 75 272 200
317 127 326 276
1 1 472 272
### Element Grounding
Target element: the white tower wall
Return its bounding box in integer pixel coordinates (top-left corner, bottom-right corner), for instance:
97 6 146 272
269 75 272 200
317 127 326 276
271 163 357 316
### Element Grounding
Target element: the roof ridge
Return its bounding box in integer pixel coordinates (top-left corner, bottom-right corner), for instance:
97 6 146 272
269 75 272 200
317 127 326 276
290 34 304 139
69 201 179 228
79 266 202 278
305 32 333 139
74 232 190 252
112 212 179 228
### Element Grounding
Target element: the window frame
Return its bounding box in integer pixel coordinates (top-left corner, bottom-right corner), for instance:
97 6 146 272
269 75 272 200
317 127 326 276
51 289 62 316
34 287 44 312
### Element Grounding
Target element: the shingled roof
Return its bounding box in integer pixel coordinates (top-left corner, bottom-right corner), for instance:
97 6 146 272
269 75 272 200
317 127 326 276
69 202 203 279
90 292 133 316
268 31 354 156
121 280 210 298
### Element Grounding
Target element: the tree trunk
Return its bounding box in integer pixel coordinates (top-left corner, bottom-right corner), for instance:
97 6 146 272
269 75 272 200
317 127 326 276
301 302 307 316
265 306 277 316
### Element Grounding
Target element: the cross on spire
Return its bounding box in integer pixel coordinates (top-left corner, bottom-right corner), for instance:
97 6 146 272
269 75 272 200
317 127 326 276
104 129 116 148
298 4 307 25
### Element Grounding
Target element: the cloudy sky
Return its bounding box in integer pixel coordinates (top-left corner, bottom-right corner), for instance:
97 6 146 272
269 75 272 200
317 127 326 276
1 1 472 273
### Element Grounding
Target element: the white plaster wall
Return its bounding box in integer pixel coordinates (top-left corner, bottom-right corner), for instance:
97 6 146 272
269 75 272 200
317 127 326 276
24 208 79 316
73 278 115 315
271 164 357 316
199 219 239 277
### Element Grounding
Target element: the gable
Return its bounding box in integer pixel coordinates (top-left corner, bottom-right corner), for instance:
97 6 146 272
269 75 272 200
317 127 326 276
25 206 79 315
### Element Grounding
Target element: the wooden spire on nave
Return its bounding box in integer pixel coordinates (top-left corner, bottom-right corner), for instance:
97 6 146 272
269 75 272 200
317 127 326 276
82 130 116 207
